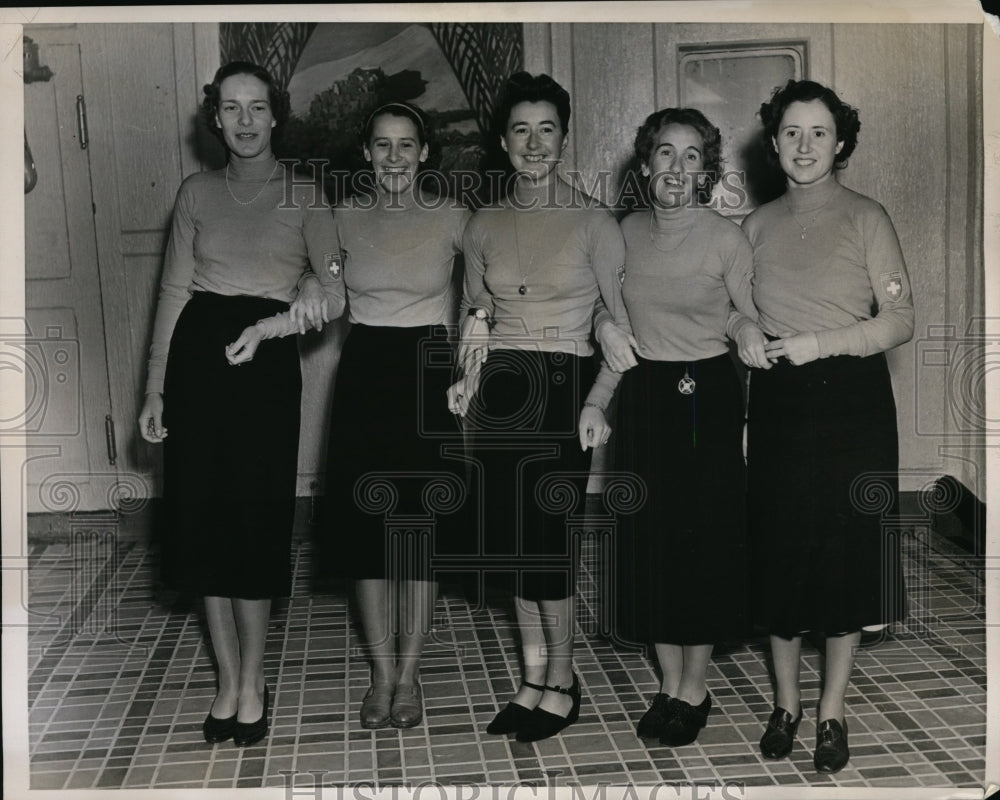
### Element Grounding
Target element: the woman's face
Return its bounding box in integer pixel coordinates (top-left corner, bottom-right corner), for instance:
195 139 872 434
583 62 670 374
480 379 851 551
215 73 275 162
364 113 428 195
772 99 845 187
501 100 567 185
642 122 705 209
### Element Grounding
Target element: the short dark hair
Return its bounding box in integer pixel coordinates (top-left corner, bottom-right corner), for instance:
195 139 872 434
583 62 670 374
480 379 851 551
633 107 723 203
492 71 571 139
759 79 860 167
362 102 429 148
201 61 290 140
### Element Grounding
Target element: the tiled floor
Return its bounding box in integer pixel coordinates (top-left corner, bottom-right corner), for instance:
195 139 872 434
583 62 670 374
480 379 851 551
24 515 986 792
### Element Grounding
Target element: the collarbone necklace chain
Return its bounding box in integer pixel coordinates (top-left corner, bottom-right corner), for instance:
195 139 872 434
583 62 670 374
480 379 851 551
226 160 280 206
648 210 694 252
784 189 835 240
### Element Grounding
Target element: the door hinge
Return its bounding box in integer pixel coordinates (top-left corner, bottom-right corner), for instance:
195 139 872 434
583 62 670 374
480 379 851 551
105 414 117 465
76 94 88 150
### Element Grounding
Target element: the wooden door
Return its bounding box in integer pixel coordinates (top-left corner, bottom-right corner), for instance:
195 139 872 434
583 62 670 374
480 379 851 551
24 31 118 512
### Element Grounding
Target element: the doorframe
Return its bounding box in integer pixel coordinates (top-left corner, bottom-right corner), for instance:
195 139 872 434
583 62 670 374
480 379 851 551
81 22 219 502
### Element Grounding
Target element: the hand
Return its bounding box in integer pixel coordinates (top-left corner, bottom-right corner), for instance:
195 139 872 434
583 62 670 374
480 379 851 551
763 332 820 366
457 313 490 380
290 274 330 334
735 323 771 369
138 392 167 443
596 320 638 372
579 404 611 451
226 324 264 365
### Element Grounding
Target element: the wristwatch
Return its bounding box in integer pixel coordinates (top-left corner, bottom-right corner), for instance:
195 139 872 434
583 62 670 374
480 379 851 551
468 307 490 323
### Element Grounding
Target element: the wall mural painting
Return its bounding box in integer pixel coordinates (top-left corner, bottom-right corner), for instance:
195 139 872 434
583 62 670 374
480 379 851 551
220 22 523 202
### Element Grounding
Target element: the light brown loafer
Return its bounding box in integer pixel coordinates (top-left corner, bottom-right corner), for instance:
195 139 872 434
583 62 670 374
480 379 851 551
390 683 423 728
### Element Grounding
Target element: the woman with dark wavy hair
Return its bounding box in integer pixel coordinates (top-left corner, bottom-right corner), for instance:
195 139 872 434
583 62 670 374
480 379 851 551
447 71 630 742
592 107 761 748
742 79 914 773
138 60 344 748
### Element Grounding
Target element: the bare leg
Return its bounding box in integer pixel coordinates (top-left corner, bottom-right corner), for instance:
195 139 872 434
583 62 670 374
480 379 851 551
770 634 803 716
511 596 546 709
818 631 860 722
396 579 438 685
536 595 575 717
232 597 271 723
204 596 240 718
356 578 397 687
654 643 683 696
676 644 713 705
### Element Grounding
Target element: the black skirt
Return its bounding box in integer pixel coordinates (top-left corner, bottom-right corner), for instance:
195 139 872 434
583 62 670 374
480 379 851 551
465 349 594 601
320 324 466 580
747 353 906 635
161 292 301 599
613 353 749 646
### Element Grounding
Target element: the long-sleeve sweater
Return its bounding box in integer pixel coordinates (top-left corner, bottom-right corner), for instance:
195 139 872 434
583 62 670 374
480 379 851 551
336 193 471 326
461 181 627 356
586 207 757 409
741 178 914 357
144 156 345 395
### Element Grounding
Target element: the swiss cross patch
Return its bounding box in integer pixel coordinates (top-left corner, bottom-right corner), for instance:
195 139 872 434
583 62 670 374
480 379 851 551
881 271 903 300
616 264 626 286
325 252 343 279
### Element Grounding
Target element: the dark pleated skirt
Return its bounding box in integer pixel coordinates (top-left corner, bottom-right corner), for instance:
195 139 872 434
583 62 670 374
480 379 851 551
320 324 467 580
747 352 906 635
161 291 301 599
613 353 749 646
464 349 594 601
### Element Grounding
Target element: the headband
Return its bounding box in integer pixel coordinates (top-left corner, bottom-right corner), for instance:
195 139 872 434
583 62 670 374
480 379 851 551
364 102 426 139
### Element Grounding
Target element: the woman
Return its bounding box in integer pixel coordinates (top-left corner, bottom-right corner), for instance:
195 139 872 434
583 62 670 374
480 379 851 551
741 79 914 773
137 61 344 748
318 102 470 729
589 108 763 748
448 72 628 743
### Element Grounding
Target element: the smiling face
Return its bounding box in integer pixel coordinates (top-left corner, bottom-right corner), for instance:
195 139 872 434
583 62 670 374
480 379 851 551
215 73 276 162
501 101 567 186
773 99 845 188
363 113 428 195
642 122 705 209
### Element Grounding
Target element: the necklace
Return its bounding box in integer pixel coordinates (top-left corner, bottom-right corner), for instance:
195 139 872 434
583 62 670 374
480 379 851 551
784 190 835 240
511 209 535 296
226 160 279 206
648 211 694 253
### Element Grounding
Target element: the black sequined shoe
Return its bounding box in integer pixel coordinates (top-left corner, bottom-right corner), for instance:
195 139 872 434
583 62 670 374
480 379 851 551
636 693 673 740
202 710 237 744
759 706 802 759
485 680 544 735
515 674 581 743
659 692 711 747
232 686 269 747
814 718 849 773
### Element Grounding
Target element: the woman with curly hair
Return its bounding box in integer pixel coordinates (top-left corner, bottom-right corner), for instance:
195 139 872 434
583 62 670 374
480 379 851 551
138 60 344 748
743 79 913 773
592 107 761 748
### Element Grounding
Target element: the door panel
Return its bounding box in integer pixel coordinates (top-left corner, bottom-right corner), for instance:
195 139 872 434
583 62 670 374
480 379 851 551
24 37 117 512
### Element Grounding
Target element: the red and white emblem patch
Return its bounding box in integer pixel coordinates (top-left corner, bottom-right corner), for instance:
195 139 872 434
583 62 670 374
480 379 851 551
325 252 343 279
881 271 903 300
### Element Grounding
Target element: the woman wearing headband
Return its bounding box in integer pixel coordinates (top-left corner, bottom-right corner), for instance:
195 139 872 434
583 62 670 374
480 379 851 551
315 101 470 729
138 61 344 748
448 72 629 743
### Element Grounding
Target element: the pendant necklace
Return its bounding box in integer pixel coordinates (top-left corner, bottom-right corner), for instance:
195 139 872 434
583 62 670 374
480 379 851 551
784 189 835 240
512 207 535 295
226 160 279 206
